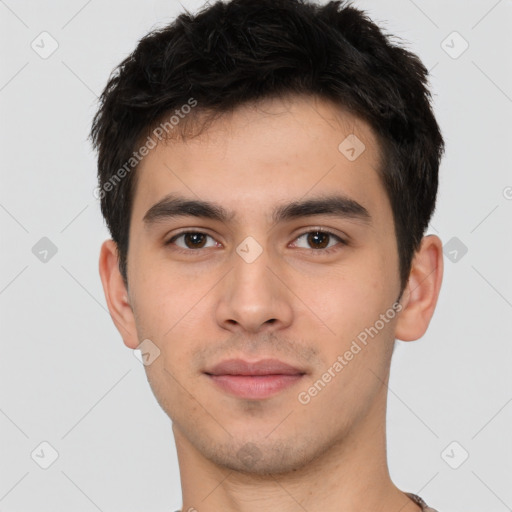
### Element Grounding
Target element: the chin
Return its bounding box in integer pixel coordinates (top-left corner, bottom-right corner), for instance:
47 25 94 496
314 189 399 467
197 435 320 476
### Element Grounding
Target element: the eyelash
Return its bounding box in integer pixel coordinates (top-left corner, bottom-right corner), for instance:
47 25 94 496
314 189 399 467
165 229 346 256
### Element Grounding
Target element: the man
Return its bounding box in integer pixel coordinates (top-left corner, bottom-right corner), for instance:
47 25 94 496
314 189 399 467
91 0 444 510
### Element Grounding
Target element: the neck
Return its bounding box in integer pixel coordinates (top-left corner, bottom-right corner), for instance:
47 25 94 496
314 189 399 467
173 383 421 512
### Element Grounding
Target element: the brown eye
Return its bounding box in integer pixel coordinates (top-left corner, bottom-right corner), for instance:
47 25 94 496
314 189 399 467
292 230 344 251
183 233 207 248
167 232 218 250
306 231 330 249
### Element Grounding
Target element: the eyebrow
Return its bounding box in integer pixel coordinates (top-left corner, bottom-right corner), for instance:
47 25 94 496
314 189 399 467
142 193 371 228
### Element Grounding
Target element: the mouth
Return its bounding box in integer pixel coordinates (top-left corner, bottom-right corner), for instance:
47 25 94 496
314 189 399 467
204 358 306 400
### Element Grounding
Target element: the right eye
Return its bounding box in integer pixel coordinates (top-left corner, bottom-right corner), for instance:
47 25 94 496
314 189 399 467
165 231 221 252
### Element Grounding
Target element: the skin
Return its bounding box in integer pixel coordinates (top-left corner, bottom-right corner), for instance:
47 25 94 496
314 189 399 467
99 94 443 512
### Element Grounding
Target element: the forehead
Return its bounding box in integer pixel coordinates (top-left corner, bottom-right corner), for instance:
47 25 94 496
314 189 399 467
130 94 389 228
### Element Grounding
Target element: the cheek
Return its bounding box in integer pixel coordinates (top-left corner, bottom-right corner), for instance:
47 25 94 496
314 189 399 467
129 264 214 377
292 255 392 342
129 253 207 334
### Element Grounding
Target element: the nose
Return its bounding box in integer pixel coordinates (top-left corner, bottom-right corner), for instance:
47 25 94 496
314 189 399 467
214 244 294 334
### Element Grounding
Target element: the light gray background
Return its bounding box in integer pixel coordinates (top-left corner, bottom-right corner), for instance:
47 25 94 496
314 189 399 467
1 0 511 511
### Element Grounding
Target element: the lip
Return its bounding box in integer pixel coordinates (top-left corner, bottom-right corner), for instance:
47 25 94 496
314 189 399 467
206 358 305 376
204 358 306 400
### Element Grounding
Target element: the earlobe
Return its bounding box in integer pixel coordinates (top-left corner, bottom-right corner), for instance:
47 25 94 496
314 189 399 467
98 239 140 349
395 234 444 342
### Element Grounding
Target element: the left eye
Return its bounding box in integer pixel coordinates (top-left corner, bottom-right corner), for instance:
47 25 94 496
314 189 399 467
291 231 344 250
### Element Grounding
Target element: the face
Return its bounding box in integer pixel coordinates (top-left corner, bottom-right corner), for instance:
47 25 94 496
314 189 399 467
124 94 403 474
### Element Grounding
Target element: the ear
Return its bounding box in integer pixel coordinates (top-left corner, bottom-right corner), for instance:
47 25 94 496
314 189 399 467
395 234 444 341
98 239 140 349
